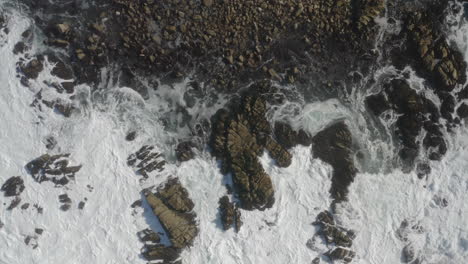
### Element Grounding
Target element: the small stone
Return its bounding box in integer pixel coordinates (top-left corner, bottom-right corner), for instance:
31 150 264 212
35 228 44 235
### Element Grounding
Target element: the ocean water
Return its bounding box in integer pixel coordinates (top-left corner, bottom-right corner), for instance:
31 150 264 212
0 2 468 264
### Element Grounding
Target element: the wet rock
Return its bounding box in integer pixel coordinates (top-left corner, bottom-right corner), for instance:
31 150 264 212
45 136 57 150
35 228 44 235
7 197 21 210
48 55 75 93
311 257 320 264
144 178 198 250
313 211 354 248
21 203 30 210
1 176 25 197
20 58 44 79
26 154 81 184
59 194 71 204
131 199 142 208
218 195 242 232
143 245 180 262
209 82 293 210
0 220 3 229
137 228 161 244
125 131 136 141
402 244 417 263
416 163 431 179
457 103 468 119
175 141 196 162
78 201 85 210
365 93 390 116
24 235 39 249
326 247 355 263
127 146 165 179
404 11 467 92
312 122 357 201
13 42 27 54
274 122 312 149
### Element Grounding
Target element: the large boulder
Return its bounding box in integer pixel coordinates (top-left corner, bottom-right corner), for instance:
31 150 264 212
144 179 198 250
210 83 293 210
1 176 25 197
218 195 242 232
312 122 357 201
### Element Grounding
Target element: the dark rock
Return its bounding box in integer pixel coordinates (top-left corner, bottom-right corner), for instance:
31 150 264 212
312 257 320 264
1 176 25 197
78 201 85 210
60 204 71 211
7 197 21 210
440 93 456 121
274 122 312 149
59 194 72 204
131 199 142 208
313 211 354 248
45 136 57 150
26 154 81 184
218 195 242 232
175 141 196 162
209 83 292 210
326 247 355 263
35 228 44 235
143 245 180 262
127 146 165 179
312 122 356 201
402 244 417 263
20 58 43 79
137 228 161 243
457 103 468 119
366 93 390 116
13 42 27 54
416 163 431 179
156 178 195 213
125 131 136 141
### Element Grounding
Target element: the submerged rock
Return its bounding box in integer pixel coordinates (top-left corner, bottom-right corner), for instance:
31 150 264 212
20 57 44 79
1 176 25 197
326 247 356 263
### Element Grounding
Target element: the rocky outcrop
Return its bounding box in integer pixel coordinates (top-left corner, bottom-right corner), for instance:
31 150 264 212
309 211 356 263
274 122 312 149
404 11 466 92
175 141 196 162
1 176 25 197
218 195 242 232
19 57 44 80
312 122 357 202
25 154 81 185
127 145 165 179
366 79 446 168
143 178 198 262
210 82 293 210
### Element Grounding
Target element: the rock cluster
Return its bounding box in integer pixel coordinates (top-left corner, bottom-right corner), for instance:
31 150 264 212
25 154 81 185
312 122 356 202
404 11 466 93
273 122 312 149
1 176 25 197
175 141 196 162
366 79 447 168
218 195 242 232
58 194 72 211
127 145 166 179
311 211 356 263
210 82 293 210
143 178 198 262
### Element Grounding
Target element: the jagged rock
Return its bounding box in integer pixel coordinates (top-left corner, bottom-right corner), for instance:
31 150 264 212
144 179 198 251
1 176 25 197
274 122 312 149
127 146 165 179
48 55 75 93
143 245 180 262
59 194 71 204
137 228 161 244
404 11 466 92
209 83 294 210
313 211 354 248
218 195 242 232
457 103 468 119
20 58 43 79
326 247 355 263
175 141 196 162
156 178 195 213
25 154 81 184
312 122 356 201
366 79 446 169
7 197 21 210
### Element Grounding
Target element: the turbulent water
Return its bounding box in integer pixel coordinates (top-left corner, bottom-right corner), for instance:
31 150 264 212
1 1 468 264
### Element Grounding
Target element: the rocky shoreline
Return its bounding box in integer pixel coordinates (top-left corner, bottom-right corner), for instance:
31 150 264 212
2 0 468 263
